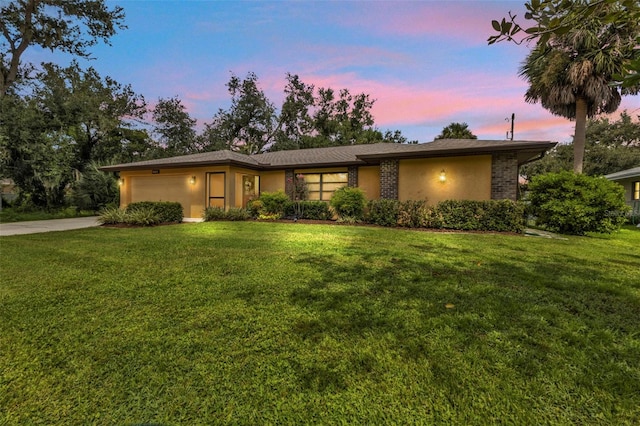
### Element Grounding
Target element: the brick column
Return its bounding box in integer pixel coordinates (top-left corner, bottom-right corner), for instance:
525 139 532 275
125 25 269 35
347 166 358 187
491 152 518 200
284 169 295 199
380 160 399 200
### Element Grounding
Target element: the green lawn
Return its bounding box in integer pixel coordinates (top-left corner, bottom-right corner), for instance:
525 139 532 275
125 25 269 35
1 222 639 424
0 207 96 223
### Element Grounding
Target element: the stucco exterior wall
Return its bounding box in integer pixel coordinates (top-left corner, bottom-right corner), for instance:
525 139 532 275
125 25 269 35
398 155 492 204
119 165 260 218
613 177 639 206
119 167 214 218
358 166 380 200
260 170 286 193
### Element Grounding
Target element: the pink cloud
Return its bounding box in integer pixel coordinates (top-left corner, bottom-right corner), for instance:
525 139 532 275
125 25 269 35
170 65 638 144
335 2 526 44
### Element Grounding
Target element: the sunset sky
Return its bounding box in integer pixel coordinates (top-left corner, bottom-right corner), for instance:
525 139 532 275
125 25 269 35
29 0 639 144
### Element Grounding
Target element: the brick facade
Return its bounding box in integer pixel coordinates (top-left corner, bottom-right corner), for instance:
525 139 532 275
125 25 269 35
491 152 518 200
380 160 399 199
347 166 358 187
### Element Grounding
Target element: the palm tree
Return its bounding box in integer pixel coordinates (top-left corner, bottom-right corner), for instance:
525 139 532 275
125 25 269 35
435 122 477 140
519 3 639 173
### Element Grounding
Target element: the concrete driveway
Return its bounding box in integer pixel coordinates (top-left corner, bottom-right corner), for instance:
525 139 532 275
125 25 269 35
0 217 100 236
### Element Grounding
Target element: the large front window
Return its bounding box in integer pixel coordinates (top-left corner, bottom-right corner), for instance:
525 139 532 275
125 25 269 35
633 181 640 200
303 172 348 201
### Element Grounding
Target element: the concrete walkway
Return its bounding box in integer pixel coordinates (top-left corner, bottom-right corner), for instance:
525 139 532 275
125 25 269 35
0 217 100 236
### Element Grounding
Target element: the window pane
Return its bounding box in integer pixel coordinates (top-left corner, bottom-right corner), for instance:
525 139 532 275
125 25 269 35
307 191 321 200
304 174 321 183
209 198 224 208
323 183 347 192
320 192 334 201
306 183 321 192
209 173 225 198
323 173 348 183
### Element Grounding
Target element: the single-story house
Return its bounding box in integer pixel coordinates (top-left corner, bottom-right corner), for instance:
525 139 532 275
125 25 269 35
101 139 556 220
605 166 640 209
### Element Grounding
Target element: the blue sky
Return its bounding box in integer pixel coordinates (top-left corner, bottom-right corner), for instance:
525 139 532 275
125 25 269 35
29 0 639 143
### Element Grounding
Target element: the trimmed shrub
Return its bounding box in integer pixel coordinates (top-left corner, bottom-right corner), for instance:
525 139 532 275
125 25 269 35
246 199 263 218
430 200 483 230
203 206 251 221
98 206 128 225
286 200 332 220
398 200 429 228
225 207 251 221
330 187 366 221
125 206 161 226
527 171 629 235
126 201 183 223
481 199 526 232
366 199 400 227
257 191 290 218
426 199 525 233
203 206 226 221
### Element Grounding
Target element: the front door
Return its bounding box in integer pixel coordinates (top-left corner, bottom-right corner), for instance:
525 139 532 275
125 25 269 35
242 175 259 207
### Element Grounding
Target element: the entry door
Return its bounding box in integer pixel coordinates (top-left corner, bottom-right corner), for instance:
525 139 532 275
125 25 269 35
208 172 225 208
242 175 259 207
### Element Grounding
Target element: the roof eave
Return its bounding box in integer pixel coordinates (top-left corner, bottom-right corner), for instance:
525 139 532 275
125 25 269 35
260 160 367 170
100 159 263 172
356 142 557 163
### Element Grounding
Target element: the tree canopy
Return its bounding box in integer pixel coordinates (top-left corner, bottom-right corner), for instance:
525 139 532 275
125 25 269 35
493 0 640 173
200 72 415 154
152 97 198 156
0 0 126 97
521 111 640 180
435 122 477 140
488 0 640 87
0 62 147 207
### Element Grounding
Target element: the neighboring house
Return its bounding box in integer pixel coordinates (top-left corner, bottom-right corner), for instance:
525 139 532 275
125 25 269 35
0 178 17 204
101 139 556 220
605 166 640 209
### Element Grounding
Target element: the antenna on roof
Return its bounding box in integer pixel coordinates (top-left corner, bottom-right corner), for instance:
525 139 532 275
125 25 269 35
505 113 515 140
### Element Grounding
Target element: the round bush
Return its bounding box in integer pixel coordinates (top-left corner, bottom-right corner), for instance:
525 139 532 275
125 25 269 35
257 191 290 217
527 171 629 235
330 186 366 221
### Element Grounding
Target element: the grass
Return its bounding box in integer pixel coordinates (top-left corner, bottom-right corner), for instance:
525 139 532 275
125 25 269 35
0 206 96 223
1 222 639 424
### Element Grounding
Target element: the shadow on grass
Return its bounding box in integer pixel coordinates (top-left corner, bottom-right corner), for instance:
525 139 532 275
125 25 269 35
288 250 640 393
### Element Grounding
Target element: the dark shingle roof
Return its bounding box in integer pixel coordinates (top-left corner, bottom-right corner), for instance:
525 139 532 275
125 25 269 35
101 149 261 172
101 139 556 172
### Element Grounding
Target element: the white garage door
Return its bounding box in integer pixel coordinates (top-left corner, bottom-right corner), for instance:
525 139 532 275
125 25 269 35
130 175 191 210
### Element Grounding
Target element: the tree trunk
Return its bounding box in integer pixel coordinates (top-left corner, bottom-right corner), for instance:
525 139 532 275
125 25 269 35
573 97 588 174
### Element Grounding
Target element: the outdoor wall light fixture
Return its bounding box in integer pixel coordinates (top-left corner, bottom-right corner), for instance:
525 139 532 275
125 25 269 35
189 176 196 185
439 170 447 183
118 178 125 186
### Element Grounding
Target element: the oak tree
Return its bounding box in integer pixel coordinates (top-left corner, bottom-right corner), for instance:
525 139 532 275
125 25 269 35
1 0 125 96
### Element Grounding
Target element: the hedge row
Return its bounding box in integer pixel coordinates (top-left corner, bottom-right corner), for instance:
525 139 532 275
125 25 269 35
203 190 524 233
98 201 183 226
366 199 525 233
126 201 183 223
427 199 525 233
203 206 251 221
243 192 332 221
